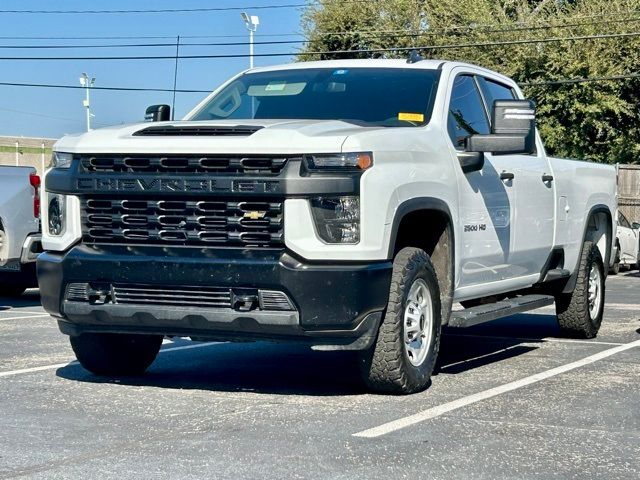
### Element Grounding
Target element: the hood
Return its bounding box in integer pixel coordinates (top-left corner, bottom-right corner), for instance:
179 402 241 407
54 119 385 155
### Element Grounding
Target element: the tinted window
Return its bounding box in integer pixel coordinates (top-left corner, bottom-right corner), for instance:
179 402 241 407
191 68 441 127
447 75 490 149
619 212 631 228
478 77 516 110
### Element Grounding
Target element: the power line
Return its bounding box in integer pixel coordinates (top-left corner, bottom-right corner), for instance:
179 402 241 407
306 10 640 36
3 16 640 50
0 81 210 93
0 106 77 122
521 73 640 86
0 31 637 61
0 3 317 14
1 9 639 41
0 73 638 95
0 40 305 49
0 33 304 40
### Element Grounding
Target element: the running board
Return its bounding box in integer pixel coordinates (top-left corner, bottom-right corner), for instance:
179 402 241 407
449 294 555 328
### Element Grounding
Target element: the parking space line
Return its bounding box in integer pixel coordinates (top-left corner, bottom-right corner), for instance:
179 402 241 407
0 314 50 322
444 332 625 346
0 362 73 378
0 341 219 379
353 339 640 438
0 309 48 315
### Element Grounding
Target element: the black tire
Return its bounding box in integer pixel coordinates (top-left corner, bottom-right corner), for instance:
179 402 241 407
0 284 27 297
70 333 163 376
555 241 605 339
359 247 442 394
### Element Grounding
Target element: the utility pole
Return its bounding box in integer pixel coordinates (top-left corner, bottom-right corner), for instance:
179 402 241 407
79 73 95 131
240 12 259 69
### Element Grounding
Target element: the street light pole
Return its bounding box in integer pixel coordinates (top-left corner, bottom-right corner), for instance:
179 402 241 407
240 12 259 69
249 28 254 69
79 73 96 132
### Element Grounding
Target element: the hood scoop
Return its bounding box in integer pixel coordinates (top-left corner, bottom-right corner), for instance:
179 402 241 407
132 124 264 137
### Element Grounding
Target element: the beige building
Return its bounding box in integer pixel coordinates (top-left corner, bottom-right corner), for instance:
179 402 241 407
0 135 57 177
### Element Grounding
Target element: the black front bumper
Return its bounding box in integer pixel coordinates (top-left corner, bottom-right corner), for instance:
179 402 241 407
37 245 392 350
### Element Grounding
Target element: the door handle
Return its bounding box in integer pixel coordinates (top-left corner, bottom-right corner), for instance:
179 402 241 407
500 171 515 181
542 174 554 183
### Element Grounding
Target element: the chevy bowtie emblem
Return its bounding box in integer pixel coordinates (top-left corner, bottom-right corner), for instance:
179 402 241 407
244 211 266 220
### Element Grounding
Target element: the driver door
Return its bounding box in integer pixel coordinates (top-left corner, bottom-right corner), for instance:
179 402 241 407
448 74 517 292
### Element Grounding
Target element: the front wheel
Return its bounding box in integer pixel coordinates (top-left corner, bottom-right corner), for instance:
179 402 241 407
359 247 442 394
555 241 605 338
70 333 163 376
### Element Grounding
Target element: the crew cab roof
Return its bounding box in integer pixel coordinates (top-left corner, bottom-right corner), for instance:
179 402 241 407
248 58 447 73
246 58 515 86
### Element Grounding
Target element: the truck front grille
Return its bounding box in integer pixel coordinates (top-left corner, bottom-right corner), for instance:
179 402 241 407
81 197 284 247
113 284 232 308
64 282 296 312
79 154 290 174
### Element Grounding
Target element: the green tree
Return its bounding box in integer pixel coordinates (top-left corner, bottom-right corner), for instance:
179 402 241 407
299 0 640 163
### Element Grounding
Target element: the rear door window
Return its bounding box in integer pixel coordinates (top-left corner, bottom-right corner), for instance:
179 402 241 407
478 77 516 112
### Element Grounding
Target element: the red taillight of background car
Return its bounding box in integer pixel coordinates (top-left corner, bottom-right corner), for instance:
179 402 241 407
29 173 41 218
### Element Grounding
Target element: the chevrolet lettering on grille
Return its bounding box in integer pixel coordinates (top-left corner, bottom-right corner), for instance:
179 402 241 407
76 177 281 194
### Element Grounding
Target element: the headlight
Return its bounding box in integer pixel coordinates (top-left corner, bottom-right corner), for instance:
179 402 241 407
305 152 372 172
310 196 360 244
51 152 73 169
48 194 66 236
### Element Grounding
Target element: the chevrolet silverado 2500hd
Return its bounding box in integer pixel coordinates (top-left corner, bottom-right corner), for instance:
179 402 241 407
0 166 41 296
38 59 617 393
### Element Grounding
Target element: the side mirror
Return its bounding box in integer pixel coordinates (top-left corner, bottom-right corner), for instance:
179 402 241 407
466 99 536 155
457 151 484 174
632 222 640 230
145 104 171 122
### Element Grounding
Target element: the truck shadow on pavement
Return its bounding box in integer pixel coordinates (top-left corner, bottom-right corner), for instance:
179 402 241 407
0 289 43 309
55 312 560 396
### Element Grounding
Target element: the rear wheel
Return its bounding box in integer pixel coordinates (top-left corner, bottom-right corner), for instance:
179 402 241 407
555 241 605 339
359 247 442 394
70 333 163 376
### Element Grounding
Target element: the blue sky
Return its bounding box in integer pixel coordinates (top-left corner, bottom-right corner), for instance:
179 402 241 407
0 1 303 138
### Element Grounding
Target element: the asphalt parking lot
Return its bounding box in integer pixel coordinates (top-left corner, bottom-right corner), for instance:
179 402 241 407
0 272 638 479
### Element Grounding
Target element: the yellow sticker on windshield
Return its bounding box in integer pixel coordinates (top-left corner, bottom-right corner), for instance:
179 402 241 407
398 112 424 122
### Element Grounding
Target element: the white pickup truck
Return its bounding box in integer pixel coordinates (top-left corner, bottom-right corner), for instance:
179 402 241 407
38 58 617 393
0 166 41 296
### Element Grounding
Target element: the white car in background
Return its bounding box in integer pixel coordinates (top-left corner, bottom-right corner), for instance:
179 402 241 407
0 166 42 296
611 211 640 274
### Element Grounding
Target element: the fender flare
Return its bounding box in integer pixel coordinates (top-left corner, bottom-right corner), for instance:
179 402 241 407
387 197 456 324
387 197 455 259
563 204 613 294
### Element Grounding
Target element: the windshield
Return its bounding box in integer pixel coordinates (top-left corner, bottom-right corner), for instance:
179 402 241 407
190 67 441 127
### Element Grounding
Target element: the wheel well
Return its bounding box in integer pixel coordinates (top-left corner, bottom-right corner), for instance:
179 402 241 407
585 209 612 267
393 209 454 324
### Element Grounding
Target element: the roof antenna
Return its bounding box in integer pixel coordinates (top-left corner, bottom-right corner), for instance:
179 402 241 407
407 49 423 64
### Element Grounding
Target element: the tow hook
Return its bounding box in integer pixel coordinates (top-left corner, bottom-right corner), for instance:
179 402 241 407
232 293 258 311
